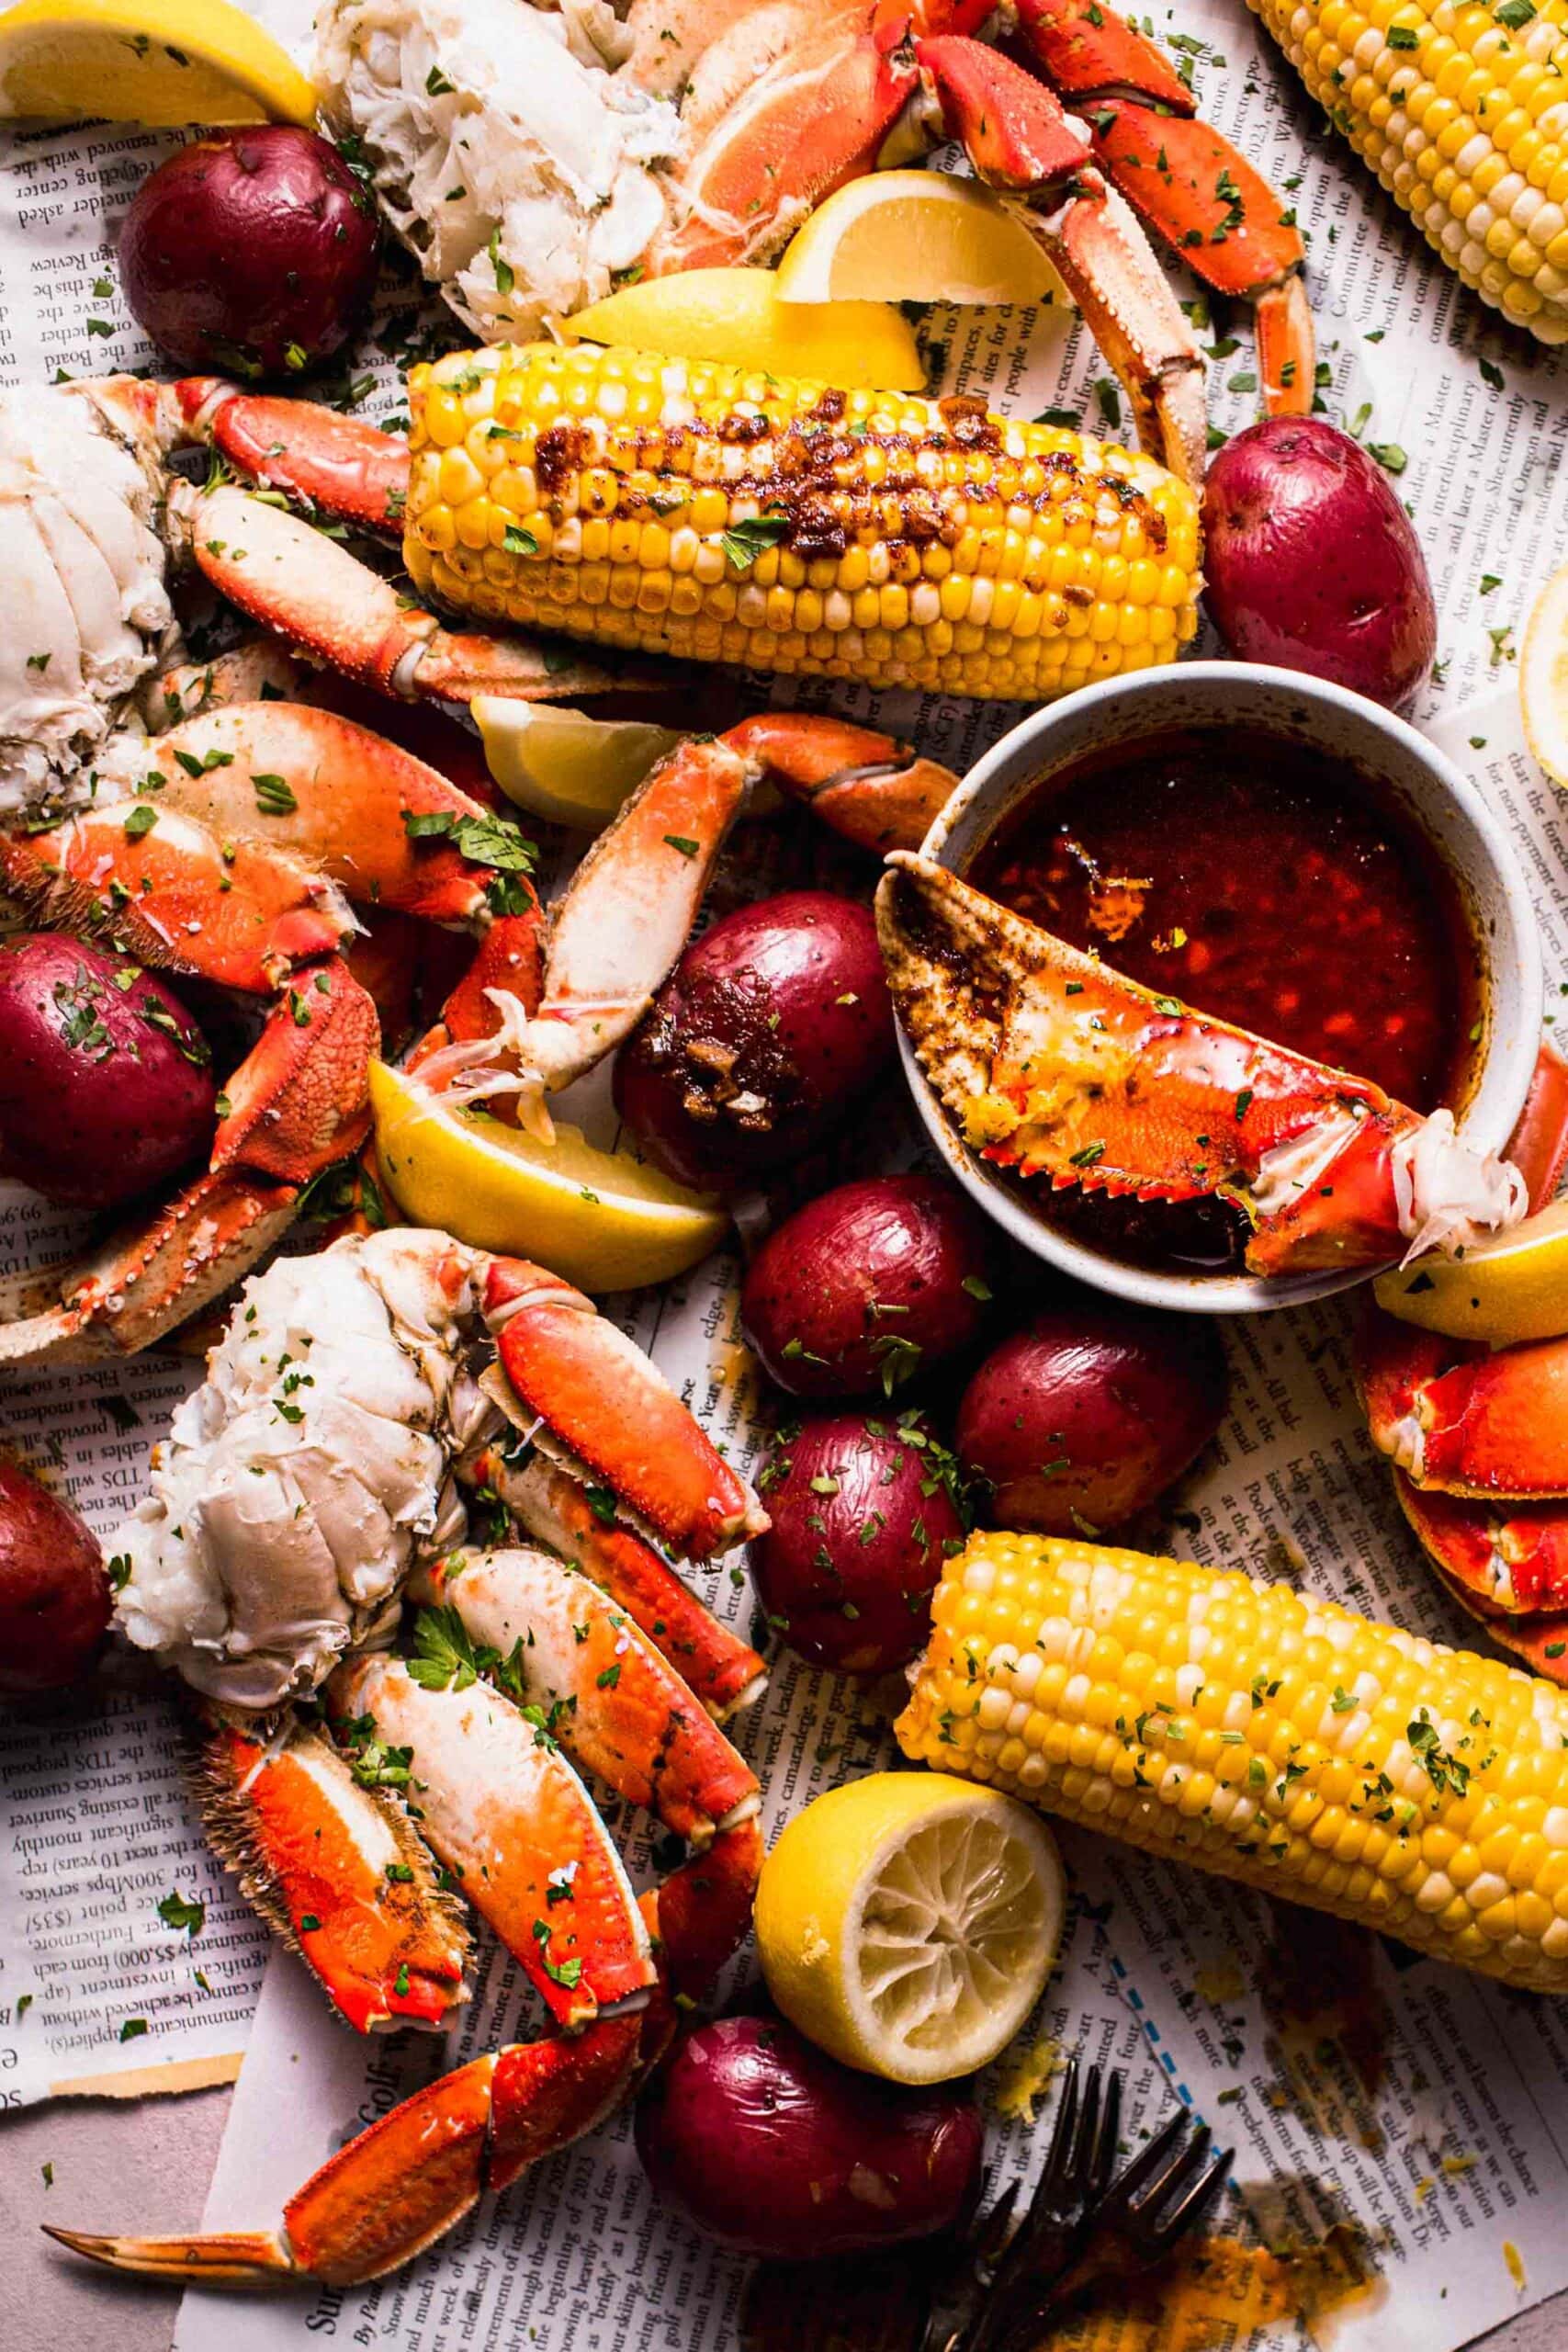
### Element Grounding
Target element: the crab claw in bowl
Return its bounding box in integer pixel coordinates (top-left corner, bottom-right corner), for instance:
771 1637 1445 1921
874 854 1527 1281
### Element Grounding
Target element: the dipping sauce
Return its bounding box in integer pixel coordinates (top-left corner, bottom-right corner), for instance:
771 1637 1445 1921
966 727 1478 1273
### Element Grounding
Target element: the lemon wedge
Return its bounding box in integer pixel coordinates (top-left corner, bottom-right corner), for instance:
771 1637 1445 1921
566 267 926 390
0 0 315 122
775 170 1067 309
369 1059 728 1293
754 1773 1064 2085
473 697 682 832
1522 560 1568 789
1373 1199 1568 1346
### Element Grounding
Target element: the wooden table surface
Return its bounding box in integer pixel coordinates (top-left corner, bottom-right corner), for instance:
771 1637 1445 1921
6 2084 1567 2352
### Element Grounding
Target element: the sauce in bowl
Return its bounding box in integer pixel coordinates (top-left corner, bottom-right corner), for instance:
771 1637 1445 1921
964 727 1479 1273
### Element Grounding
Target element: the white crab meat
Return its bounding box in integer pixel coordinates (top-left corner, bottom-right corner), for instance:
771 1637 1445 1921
315 0 682 342
115 1229 498 1709
0 386 173 822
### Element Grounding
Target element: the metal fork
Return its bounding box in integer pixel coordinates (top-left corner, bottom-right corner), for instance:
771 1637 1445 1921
919 2057 1233 2352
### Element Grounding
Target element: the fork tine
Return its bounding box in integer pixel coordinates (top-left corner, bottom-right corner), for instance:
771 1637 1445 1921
1093 2107 1190 2223
1086 2069 1122 2207
1067 2065 1103 2206
1027 2052 1080 2219
1145 2145 1234 2257
1126 2121 1213 2224
974 2181 1021 2269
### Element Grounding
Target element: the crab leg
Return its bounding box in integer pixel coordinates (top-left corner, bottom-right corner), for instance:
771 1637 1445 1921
479 1256 768 1560
876 854 1527 1278
192 1712 472 2034
466 1444 767 1720
414 1548 761 1848
912 33 1207 484
1009 0 1314 413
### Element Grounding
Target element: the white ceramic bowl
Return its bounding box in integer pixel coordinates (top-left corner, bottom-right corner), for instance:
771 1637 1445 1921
896 662 1543 1315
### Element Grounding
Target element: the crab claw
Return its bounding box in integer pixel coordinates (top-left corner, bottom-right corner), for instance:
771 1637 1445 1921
913 33 1207 482
875 854 1527 1279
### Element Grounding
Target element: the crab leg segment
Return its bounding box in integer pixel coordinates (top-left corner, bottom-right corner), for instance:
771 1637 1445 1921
468 1445 767 1720
1359 1319 1568 1500
330 1656 657 2025
194 1713 471 2033
913 35 1207 483
142 703 533 928
480 1259 767 1561
876 854 1527 1277
415 1548 761 1849
720 712 957 854
1008 0 1313 413
173 378 413 535
184 485 629 710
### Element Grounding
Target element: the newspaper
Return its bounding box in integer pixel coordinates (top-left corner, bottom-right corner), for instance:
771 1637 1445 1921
2 0 1568 2338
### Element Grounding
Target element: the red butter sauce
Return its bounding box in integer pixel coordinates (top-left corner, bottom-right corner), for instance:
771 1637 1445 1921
966 727 1478 1273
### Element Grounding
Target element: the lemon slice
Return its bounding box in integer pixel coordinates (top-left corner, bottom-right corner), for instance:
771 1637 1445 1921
566 267 926 391
754 1773 1064 2085
370 1059 728 1293
473 696 682 831
0 0 316 122
1373 1199 1568 1345
1522 560 1568 789
775 170 1067 309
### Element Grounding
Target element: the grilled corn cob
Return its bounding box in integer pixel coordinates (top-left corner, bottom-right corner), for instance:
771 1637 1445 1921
402 343 1201 700
1247 0 1568 342
897 1532 1568 1992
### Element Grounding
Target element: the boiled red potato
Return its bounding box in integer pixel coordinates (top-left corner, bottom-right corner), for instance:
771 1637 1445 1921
1201 418 1437 710
956 1299 1227 1535
635 2015 982 2260
750 1410 964 1674
614 891 894 1191
118 127 380 378
741 1174 995 1400
0 1459 111 1695
0 934 216 1210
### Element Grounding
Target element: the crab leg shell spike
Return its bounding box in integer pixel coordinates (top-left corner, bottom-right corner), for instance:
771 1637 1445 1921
185 486 630 709
480 1257 767 1558
172 378 412 535
719 712 959 854
468 1444 767 1720
0 803 354 996
195 1711 471 2033
135 702 533 927
330 1656 656 2025
415 1548 761 1849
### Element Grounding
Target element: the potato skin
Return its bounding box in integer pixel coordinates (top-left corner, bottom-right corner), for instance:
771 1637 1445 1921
0 934 216 1209
615 891 894 1190
119 127 380 377
741 1175 995 1400
1201 418 1437 710
956 1300 1227 1534
0 1459 111 1695
751 1410 964 1674
635 2016 983 2259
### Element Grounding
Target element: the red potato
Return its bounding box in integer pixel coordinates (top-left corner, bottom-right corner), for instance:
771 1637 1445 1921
751 1411 964 1675
636 2015 983 2259
0 934 215 1210
614 891 894 1191
1201 418 1437 711
956 1301 1227 1535
742 1175 995 1400
0 1459 111 1695
118 128 380 379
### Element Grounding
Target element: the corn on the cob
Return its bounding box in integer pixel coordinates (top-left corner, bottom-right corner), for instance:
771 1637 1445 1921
1247 0 1568 343
897 1532 1568 1993
402 343 1201 701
